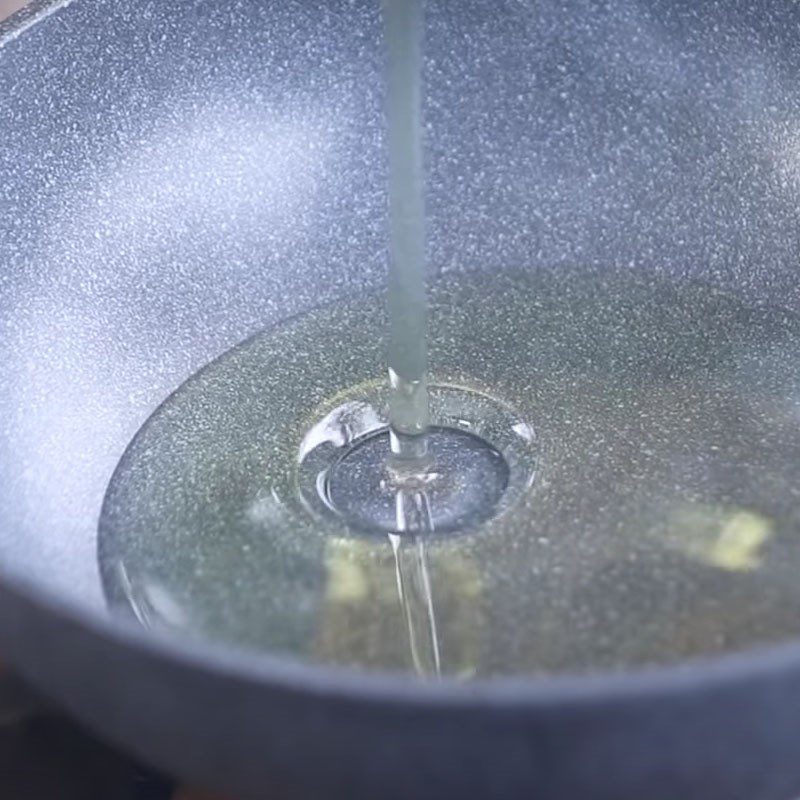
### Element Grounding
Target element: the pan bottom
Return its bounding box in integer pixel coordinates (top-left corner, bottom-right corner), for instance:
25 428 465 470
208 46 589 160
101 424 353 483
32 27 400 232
98 266 800 677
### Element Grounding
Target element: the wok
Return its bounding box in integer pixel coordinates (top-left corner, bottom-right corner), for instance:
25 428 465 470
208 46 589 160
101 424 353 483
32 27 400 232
3 0 800 797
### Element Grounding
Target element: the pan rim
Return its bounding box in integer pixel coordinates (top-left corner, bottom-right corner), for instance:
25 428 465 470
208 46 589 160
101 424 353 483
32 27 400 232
0 0 74 46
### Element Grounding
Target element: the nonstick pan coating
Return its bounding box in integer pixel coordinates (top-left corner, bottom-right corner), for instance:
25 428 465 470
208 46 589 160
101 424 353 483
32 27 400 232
4 1 800 797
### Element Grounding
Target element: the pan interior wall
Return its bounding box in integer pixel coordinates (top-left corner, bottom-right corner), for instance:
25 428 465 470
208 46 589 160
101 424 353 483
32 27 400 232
2 0 800 609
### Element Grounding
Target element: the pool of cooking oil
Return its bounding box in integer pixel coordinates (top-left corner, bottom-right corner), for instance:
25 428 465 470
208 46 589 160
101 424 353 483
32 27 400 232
99 267 800 677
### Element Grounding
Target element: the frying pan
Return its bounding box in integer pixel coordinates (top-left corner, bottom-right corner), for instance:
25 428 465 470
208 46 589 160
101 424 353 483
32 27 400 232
4 0 800 797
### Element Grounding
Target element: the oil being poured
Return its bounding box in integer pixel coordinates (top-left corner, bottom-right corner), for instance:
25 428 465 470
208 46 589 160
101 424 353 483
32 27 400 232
315 0 523 675
98 0 800 677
